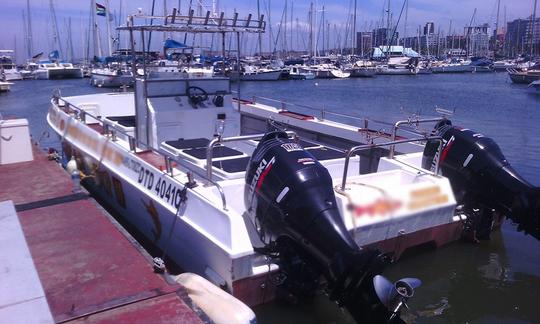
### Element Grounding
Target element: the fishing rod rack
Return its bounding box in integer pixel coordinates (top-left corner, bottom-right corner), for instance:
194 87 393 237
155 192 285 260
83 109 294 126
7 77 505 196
117 9 266 34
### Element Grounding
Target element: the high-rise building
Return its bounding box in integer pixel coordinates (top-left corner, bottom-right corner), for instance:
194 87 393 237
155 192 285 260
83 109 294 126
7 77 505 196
464 24 490 57
371 28 399 47
424 22 435 35
503 17 540 57
356 32 373 56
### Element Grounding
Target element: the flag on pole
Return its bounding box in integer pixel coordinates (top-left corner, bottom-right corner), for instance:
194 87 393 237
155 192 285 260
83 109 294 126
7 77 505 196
96 3 106 17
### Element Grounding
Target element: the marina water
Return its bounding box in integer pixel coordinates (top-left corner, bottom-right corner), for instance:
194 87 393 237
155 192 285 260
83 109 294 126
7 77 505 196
1 72 539 323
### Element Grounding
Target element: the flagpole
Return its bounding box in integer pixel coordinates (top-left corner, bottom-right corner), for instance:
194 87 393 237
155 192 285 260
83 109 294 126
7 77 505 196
91 0 98 58
105 0 113 56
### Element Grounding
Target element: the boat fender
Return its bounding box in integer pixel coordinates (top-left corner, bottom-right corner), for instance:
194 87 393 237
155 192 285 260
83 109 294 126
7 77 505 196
174 273 257 324
66 156 78 175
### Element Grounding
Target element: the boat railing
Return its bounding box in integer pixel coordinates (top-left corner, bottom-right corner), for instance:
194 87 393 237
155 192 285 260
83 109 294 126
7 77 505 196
52 92 229 211
242 94 397 130
389 117 446 158
205 131 298 181
340 136 443 190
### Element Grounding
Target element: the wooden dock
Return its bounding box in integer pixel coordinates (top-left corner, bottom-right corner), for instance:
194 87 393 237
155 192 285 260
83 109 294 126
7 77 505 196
0 145 206 323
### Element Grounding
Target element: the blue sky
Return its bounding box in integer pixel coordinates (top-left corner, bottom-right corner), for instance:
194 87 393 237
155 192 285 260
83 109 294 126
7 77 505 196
0 0 536 63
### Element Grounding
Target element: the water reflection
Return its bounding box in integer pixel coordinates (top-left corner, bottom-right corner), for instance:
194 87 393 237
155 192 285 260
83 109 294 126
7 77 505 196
386 223 540 323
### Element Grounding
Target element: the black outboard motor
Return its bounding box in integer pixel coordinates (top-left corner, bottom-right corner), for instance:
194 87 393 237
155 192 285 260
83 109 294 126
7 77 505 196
423 120 540 240
245 131 411 323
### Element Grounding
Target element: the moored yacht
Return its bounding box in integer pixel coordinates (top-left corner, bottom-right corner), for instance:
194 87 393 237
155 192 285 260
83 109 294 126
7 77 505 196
34 61 83 79
288 66 315 80
0 50 23 81
90 65 135 88
508 63 540 84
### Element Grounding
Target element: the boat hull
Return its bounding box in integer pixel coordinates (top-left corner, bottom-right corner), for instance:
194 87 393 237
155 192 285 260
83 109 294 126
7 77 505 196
509 72 540 84
90 73 135 88
350 68 376 77
377 68 418 75
35 68 84 80
240 70 281 81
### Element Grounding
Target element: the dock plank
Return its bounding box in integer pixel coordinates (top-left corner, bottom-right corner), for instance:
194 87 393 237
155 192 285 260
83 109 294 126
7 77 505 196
0 146 204 323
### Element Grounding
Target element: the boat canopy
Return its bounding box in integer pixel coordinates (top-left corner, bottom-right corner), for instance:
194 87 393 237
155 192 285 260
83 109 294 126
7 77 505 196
164 39 191 50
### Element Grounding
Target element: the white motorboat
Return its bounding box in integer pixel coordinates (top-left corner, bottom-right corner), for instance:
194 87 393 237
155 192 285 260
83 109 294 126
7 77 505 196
288 66 315 80
0 50 23 81
493 60 517 71
90 66 135 88
330 69 351 78
0 81 13 91
376 57 419 75
33 61 83 79
431 62 472 73
47 12 540 324
240 65 282 81
347 60 377 77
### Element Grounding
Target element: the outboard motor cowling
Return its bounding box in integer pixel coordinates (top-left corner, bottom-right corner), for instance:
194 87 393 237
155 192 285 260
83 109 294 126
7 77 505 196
245 131 358 264
423 121 540 239
245 131 411 323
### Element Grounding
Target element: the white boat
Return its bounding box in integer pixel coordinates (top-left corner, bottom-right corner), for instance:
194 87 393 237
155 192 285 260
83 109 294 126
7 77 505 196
240 65 282 81
0 81 13 91
288 66 315 80
33 61 83 79
90 67 135 88
493 60 517 71
46 12 540 324
431 63 470 73
0 50 23 81
376 57 419 75
347 60 377 77
330 69 351 78
303 64 350 79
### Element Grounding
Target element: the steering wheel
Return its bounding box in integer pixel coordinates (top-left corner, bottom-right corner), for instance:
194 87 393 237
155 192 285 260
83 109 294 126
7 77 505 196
186 86 208 107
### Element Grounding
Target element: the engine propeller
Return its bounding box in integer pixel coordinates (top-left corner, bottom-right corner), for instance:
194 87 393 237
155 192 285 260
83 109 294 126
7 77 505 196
373 275 422 322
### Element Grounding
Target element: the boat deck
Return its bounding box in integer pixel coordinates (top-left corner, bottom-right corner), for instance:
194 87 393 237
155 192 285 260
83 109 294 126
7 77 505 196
0 145 206 323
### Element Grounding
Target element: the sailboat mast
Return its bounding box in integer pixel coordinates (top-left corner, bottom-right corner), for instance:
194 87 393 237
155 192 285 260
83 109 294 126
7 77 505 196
50 0 64 60
531 0 538 57
352 0 357 55
22 10 29 60
91 0 100 58
494 0 500 58
257 0 262 55
105 0 113 56
309 2 313 57
26 0 33 59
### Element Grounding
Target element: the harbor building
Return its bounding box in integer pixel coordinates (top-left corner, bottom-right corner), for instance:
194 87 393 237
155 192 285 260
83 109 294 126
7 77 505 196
372 27 399 47
464 24 490 57
356 31 373 57
504 17 540 57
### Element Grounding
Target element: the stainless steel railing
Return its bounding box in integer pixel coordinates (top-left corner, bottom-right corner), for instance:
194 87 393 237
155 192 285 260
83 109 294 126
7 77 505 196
388 117 446 158
52 91 229 210
340 136 443 191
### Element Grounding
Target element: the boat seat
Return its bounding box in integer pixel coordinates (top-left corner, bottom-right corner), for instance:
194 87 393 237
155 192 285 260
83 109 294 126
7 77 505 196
184 146 243 159
251 138 320 149
305 147 346 161
212 156 251 173
165 138 210 150
107 115 136 128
